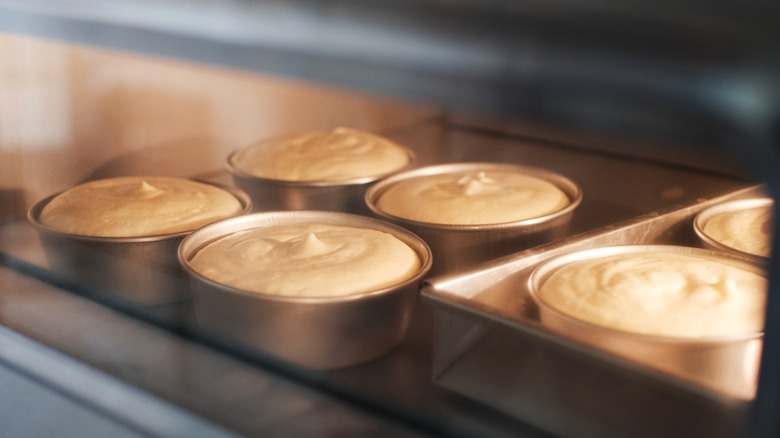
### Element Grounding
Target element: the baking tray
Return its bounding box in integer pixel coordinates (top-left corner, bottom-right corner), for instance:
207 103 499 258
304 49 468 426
422 184 768 438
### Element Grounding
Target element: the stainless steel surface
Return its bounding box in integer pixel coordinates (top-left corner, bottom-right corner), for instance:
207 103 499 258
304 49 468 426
0 325 238 438
529 244 765 400
226 146 415 215
423 184 766 437
1 0 777 164
694 197 774 262
0 263 436 437
178 211 432 370
26 181 251 305
366 162 582 275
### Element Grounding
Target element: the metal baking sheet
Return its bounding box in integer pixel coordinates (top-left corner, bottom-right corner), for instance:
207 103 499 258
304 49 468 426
422 184 768 438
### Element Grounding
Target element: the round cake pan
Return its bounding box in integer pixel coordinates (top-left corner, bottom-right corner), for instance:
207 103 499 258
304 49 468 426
178 211 432 370
694 197 773 262
225 146 415 215
365 162 582 275
528 244 765 399
27 181 251 305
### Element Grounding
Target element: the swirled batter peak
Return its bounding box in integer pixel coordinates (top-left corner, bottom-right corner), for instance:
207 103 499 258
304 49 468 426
39 176 243 237
377 170 570 225
231 127 411 182
188 223 421 297
538 252 767 338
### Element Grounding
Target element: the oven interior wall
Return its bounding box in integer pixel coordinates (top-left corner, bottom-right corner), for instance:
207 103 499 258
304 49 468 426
0 32 440 218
